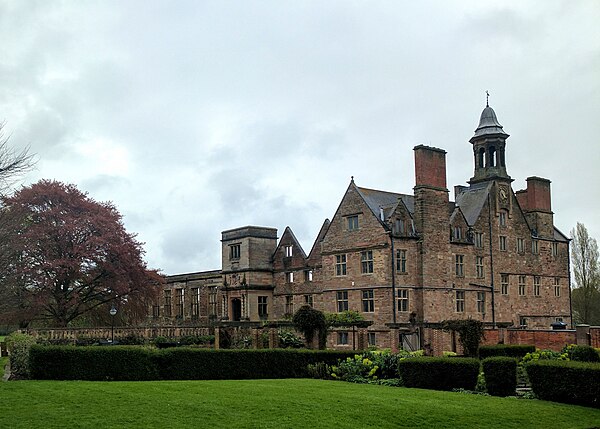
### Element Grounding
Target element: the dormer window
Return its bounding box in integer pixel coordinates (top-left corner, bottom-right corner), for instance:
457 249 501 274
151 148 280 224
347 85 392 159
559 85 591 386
285 245 293 257
453 226 462 240
347 215 359 231
394 219 405 235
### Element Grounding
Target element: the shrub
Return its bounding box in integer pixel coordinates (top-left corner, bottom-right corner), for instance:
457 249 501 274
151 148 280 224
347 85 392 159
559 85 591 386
5 332 36 379
564 345 600 363
29 345 159 381
526 360 600 408
398 357 480 391
278 330 304 349
292 306 327 349
307 362 331 379
478 344 535 359
441 319 485 357
482 357 517 396
330 354 379 383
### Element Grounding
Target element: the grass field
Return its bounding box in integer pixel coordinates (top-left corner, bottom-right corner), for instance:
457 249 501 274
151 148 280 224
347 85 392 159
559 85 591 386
0 378 598 428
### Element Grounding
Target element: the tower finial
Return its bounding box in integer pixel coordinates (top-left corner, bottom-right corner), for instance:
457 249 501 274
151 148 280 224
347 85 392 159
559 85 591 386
486 90 490 107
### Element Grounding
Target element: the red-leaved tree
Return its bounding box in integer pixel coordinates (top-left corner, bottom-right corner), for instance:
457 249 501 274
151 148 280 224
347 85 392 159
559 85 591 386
0 180 163 327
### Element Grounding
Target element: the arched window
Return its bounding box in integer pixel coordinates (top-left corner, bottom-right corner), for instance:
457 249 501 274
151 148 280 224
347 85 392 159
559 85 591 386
499 148 505 167
477 148 485 168
489 146 496 167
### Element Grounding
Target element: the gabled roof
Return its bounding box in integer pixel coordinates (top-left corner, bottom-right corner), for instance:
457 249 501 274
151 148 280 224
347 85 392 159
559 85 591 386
554 227 570 243
449 206 469 226
275 226 308 259
356 186 415 222
454 182 493 226
308 218 330 261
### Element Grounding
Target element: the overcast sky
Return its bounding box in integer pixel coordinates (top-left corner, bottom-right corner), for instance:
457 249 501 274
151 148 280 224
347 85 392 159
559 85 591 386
1 1 599 275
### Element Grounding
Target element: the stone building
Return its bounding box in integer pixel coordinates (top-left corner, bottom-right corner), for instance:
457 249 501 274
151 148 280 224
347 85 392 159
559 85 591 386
152 104 572 349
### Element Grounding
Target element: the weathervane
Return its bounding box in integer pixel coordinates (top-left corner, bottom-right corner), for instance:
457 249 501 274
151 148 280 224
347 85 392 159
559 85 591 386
486 90 490 107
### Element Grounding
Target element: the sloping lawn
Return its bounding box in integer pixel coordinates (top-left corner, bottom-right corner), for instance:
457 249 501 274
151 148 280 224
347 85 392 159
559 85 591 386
0 379 598 428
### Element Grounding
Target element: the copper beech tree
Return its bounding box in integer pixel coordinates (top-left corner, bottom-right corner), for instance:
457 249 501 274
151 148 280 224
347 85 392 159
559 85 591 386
0 180 163 327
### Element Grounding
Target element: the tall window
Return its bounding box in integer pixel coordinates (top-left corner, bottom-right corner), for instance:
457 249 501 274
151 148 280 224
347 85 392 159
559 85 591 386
518 276 526 296
209 287 217 316
499 210 507 227
552 242 559 257
347 215 359 231
285 295 294 315
476 256 484 278
258 296 268 318
191 287 200 319
397 289 409 312
337 290 349 312
532 239 539 255
554 278 561 297
362 290 374 312
361 250 373 274
517 238 525 254
230 243 241 260
501 274 509 295
176 288 184 318
304 294 313 307
499 236 507 251
285 272 294 283
533 276 541 296
519 316 528 327
368 332 376 347
335 254 347 276
305 270 313 282
477 292 485 314
455 255 464 277
152 304 160 318
453 226 462 240
396 249 407 273
456 291 465 312
285 245 293 257
394 219 405 235
164 290 172 317
474 232 484 249
337 332 349 345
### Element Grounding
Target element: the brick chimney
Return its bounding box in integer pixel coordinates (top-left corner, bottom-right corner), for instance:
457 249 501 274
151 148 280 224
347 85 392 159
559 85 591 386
414 145 447 190
526 177 552 212
516 177 554 239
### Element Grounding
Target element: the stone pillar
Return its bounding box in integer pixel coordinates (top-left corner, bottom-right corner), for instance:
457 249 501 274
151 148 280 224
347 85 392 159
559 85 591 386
390 329 399 353
252 329 260 349
269 328 279 349
576 324 591 346
214 328 220 350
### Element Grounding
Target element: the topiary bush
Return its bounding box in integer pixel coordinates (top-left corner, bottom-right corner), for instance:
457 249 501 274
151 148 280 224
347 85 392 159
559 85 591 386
481 356 517 396
478 344 535 360
526 360 600 408
5 332 36 379
292 306 327 349
565 345 600 363
398 357 480 391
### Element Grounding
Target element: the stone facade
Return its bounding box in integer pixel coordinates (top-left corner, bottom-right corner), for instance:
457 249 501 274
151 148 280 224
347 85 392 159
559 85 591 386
151 105 572 349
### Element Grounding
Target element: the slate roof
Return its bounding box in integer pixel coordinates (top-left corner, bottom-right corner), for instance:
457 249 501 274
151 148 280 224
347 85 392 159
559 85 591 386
470 105 509 140
356 186 415 221
454 182 493 226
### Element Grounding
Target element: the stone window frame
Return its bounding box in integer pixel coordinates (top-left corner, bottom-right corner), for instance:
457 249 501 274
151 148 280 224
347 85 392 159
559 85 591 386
305 270 313 282
517 238 525 254
258 296 269 318
554 278 560 297
336 290 349 312
499 210 507 227
533 276 541 296
361 250 374 274
190 287 200 319
285 271 294 283
474 232 484 249
304 294 313 307
453 225 463 240
476 256 485 279
396 249 407 273
520 316 528 327
229 243 241 260
552 242 559 257
477 291 485 314
531 239 539 255
346 215 359 231
455 290 465 313
397 289 409 312
285 245 293 257
209 287 218 316
164 289 172 317
176 288 185 318
362 289 374 313
335 254 347 276
455 254 464 277
499 235 507 251
152 304 160 318
501 274 509 295
285 295 294 315
337 331 349 345
367 332 376 347
518 276 526 296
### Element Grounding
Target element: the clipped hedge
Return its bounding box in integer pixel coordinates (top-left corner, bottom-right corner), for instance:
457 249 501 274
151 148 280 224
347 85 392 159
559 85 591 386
29 345 159 381
567 345 600 363
28 345 355 381
478 344 535 359
398 357 480 391
526 360 600 408
482 357 517 396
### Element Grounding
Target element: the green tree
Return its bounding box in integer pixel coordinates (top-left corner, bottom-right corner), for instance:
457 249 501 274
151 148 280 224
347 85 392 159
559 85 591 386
571 223 600 324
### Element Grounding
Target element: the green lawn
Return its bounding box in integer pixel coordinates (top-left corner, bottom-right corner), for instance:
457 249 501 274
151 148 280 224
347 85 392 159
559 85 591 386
0 379 598 428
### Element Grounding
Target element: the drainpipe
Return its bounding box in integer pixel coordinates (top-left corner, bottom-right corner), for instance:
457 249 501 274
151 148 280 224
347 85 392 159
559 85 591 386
567 239 573 329
389 232 397 325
